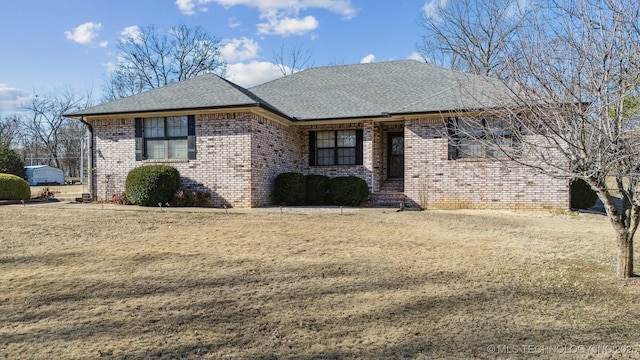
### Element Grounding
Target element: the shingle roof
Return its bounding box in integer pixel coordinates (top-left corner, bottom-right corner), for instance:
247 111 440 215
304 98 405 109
250 60 509 120
66 73 267 116
68 60 510 120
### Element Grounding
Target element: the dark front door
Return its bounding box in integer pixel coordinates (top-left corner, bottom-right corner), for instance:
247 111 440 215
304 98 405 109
387 132 404 179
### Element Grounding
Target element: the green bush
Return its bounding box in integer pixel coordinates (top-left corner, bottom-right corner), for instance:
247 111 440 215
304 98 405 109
570 178 598 209
171 189 212 207
0 143 25 179
328 176 369 206
0 173 31 201
274 172 306 205
125 165 181 206
306 174 330 205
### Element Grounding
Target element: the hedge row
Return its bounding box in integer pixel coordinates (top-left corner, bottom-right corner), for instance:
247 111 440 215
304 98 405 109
274 172 369 206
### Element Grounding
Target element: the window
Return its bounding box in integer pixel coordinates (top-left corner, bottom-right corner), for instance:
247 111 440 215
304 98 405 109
447 117 514 159
135 115 196 161
309 129 363 166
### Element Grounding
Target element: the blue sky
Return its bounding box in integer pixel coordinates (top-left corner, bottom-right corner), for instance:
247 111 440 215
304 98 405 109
0 0 433 112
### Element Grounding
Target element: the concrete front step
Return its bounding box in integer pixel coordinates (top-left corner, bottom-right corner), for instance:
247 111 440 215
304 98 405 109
55 193 92 203
370 192 406 208
379 180 404 193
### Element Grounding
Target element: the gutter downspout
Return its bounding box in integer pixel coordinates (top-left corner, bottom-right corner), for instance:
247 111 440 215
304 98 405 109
78 116 94 201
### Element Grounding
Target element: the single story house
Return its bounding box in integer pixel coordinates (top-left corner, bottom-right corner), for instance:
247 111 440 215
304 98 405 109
65 60 568 209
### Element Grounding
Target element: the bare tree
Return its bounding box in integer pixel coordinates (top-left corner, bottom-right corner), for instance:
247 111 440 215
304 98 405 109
104 24 227 100
450 0 640 278
22 89 91 176
0 114 21 147
271 42 314 76
418 0 527 78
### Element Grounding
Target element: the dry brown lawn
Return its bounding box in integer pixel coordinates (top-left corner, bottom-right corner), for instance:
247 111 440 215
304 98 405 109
1 205 639 359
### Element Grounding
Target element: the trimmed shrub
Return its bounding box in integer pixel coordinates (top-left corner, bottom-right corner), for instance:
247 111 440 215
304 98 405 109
172 189 212 207
0 143 25 179
274 172 306 205
0 173 31 201
306 174 330 205
328 176 369 206
125 165 181 206
570 178 598 209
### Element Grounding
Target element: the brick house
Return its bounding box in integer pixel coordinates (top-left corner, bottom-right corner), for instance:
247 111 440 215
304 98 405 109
66 60 568 209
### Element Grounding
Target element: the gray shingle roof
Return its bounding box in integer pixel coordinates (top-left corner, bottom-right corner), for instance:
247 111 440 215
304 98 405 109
66 73 266 116
250 60 509 120
68 60 510 120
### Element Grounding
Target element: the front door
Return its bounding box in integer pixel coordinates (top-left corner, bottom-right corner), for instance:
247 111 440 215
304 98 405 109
387 132 404 179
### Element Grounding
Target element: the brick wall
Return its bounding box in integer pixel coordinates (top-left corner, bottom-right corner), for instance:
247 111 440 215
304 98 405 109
89 114 568 209
250 115 305 206
91 118 137 202
404 118 569 209
299 122 373 187
90 113 253 207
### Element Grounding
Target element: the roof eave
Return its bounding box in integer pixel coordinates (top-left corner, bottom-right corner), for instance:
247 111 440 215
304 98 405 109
65 103 295 126
65 103 263 118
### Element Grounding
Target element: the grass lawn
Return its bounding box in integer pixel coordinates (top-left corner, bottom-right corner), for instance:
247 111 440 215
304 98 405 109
0 205 639 359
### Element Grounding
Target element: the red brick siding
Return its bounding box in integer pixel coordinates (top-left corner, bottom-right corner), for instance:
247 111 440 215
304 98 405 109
90 113 253 207
250 116 305 206
89 114 568 209
299 123 374 188
404 118 569 209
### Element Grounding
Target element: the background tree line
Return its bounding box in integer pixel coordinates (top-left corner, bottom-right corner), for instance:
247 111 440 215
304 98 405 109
0 24 230 181
0 90 90 180
0 23 313 181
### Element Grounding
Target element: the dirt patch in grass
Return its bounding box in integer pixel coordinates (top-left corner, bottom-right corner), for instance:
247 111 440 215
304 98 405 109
0 206 639 359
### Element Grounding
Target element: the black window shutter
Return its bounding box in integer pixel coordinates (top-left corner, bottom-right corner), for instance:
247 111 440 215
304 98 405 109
187 115 196 160
308 131 316 166
135 118 143 161
446 117 458 160
355 129 363 165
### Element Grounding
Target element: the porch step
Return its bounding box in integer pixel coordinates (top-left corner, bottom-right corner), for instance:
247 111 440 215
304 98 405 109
370 192 406 208
379 179 404 192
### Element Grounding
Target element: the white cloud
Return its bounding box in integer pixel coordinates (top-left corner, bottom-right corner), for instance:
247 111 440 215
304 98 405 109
408 51 426 62
0 85 31 112
257 15 319 36
423 0 448 21
221 37 260 62
65 22 106 46
179 0 357 18
176 0 197 15
227 61 286 87
120 25 141 40
176 1 356 37
360 54 375 63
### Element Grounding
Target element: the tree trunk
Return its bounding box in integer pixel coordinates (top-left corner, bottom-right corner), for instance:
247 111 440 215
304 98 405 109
617 232 635 279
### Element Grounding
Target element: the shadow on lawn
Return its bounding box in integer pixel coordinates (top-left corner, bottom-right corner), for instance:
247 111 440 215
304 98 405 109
2 252 636 359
